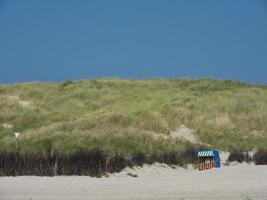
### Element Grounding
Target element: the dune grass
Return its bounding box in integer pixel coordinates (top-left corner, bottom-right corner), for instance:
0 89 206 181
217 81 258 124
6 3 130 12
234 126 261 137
0 78 267 156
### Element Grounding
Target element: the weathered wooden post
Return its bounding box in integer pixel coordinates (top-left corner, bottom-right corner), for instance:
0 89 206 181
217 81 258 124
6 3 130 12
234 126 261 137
53 157 58 176
14 132 20 176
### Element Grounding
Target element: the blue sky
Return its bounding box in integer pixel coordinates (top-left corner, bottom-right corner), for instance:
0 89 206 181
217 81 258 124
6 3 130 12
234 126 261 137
0 0 267 84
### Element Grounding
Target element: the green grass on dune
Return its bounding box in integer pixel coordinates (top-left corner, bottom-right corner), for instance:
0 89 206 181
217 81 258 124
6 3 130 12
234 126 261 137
0 78 267 155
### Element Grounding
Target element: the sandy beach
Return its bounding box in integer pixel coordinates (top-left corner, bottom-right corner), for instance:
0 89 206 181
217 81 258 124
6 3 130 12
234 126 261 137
0 164 266 200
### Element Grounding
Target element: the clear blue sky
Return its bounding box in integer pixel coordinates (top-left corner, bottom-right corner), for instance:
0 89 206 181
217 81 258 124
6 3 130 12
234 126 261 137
1 0 267 84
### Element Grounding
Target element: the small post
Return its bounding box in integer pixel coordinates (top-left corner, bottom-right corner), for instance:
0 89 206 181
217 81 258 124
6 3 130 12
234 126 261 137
14 132 20 176
53 157 58 176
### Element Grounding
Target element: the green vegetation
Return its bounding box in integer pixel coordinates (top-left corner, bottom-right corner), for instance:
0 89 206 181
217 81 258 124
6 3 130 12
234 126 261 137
0 78 267 156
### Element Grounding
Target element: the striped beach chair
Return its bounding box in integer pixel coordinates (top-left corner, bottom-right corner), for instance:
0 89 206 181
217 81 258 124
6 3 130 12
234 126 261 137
198 150 220 170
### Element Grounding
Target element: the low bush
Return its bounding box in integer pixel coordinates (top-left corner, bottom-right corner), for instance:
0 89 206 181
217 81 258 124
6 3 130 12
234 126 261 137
131 152 147 166
228 150 252 163
253 149 267 165
0 147 199 176
57 150 107 176
59 80 74 88
0 149 107 177
147 145 198 166
106 154 128 173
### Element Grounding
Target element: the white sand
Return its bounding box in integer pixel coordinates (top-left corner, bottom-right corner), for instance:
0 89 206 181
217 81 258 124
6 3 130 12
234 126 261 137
6 95 32 108
168 125 199 143
151 125 200 144
0 164 266 200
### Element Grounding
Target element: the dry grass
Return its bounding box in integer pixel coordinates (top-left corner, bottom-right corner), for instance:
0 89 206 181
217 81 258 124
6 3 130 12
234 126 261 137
0 78 267 155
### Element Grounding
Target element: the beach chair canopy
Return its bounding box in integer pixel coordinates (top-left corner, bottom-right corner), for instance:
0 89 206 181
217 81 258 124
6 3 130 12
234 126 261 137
198 150 214 157
213 149 221 168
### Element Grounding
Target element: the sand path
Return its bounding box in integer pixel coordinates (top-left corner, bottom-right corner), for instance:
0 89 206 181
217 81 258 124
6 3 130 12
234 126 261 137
0 164 266 200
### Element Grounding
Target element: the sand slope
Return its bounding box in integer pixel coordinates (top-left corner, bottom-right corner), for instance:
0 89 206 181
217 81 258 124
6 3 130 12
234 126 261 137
0 164 266 200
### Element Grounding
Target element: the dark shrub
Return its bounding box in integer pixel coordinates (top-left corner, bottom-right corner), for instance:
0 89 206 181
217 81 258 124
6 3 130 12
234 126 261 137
157 151 180 165
57 149 107 176
106 154 128 173
182 145 198 164
228 150 252 163
253 149 267 165
146 154 157 164
0 152 16 176
59 80 74 88
131 152 146 166
0 147 200 176
147 146 198 166
0 149 107 177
